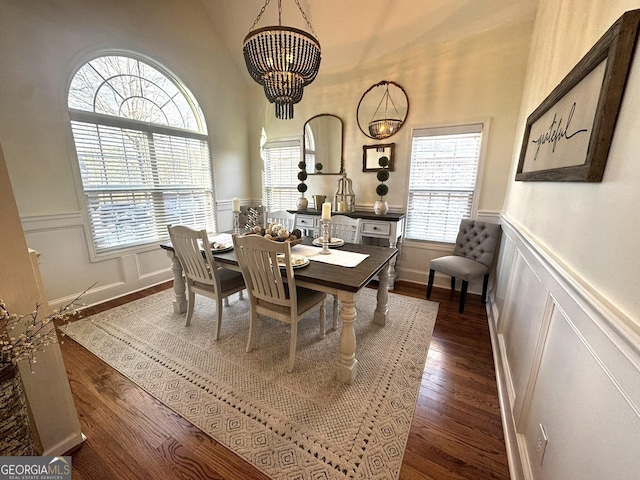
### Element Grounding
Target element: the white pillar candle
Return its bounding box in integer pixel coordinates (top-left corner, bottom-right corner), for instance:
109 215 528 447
321 202 332 220
232 198 240 212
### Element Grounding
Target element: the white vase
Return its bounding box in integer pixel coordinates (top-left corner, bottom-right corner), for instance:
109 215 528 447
373 200 389 215
296 197 308 210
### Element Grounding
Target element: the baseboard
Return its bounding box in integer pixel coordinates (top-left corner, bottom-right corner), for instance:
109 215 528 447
486 299 525 480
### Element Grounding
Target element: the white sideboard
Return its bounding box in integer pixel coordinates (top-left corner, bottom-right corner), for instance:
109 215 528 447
289 209 405 289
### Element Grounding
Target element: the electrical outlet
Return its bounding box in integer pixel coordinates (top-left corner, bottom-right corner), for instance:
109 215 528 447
535 423 548 465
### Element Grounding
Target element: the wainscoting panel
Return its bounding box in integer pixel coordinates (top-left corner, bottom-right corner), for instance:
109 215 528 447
489 216 640 480
498 251 549 419
521 304 640 479
22 212 173 309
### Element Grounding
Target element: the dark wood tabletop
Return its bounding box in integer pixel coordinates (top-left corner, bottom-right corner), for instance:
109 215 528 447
161 238 398 293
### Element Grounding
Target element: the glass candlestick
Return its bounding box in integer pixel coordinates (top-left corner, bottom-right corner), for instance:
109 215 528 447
233 212 240 235
320 219 331 254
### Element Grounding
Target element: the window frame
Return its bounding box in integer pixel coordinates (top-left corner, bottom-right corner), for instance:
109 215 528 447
66 52 215 262
403 120 489 245
261 137 303 212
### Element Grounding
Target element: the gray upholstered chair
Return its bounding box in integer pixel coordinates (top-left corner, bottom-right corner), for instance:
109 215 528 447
426 219 501 313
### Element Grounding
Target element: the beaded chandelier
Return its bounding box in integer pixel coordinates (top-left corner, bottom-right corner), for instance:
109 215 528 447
243 0 321 120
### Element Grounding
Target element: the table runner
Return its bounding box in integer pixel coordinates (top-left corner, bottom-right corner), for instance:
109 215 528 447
291 244 369 267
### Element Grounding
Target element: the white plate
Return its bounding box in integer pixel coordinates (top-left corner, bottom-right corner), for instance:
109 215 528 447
210 243 233 253
312 237 345 247
276 254 310 269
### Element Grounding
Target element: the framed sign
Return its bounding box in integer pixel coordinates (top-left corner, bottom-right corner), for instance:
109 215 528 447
516 9 640 182
363 143 395 172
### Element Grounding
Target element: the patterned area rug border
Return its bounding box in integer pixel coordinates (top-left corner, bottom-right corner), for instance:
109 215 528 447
63 288 437 479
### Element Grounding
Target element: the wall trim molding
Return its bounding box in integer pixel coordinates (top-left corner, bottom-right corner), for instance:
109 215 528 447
22 212 84 232
491 212 640 479
500 213 639 353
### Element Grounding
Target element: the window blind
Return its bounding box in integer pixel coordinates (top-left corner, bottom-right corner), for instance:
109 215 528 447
262 140 301 211
406 123 483 243
71 119 215 253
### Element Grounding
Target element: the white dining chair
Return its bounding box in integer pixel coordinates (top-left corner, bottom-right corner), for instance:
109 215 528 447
329 215 361 243
265 210 296 231
167 225 245 339
232 234 326 372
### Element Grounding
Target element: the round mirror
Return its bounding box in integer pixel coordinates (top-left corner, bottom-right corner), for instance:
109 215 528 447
303 114 344 174
357 81 409 140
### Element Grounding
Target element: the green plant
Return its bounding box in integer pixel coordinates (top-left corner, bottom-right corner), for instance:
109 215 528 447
297 161 307 196
375 156 390 200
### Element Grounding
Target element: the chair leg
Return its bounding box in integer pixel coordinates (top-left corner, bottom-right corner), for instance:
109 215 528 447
459 281 468 313
185 289 196 326
288 320 298 373
426 269 435 298
451 276 456 291
482 274 490 303
246 308 257 353
213 296 223 340
332 294 339 331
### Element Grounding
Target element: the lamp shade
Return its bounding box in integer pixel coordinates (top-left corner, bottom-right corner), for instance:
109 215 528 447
243 26 321 120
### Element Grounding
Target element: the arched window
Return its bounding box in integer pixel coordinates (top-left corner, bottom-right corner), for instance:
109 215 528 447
68 54 215 255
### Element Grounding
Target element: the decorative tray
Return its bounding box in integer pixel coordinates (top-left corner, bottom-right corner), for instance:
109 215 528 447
242 232 303 246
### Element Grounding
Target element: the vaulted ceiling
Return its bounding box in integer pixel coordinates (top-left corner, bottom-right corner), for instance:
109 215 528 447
201 0 538 76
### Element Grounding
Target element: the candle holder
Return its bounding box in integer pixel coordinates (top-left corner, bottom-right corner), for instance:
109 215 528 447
320 219 331 254
233 212 240 235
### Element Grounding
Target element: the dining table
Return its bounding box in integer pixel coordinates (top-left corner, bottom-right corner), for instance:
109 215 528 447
160 234 398 384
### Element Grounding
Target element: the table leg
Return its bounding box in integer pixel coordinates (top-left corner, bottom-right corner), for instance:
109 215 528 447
388 239 399 291
335 290 358 385
166 250 187 314
374 261 390 326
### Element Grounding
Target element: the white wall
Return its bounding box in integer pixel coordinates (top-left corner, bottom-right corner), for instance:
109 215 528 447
0 0 250 308
1 144 83 456
494 1 640 478
503 0 640 333
248 21 533 290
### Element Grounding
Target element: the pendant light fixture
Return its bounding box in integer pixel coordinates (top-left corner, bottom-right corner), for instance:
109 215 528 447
368 82 403 139
243 0 321 120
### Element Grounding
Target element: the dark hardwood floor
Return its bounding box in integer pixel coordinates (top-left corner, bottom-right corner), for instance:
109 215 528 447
59 280 510 480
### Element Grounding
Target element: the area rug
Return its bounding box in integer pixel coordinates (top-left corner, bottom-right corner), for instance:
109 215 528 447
62 287 438 479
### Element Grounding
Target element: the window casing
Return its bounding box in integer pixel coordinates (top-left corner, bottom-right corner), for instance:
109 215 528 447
262 139 301 212
68 55 215 256
406 123 484 243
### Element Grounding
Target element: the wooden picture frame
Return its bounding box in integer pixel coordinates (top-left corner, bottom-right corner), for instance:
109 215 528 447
516 9 640 182
363 143 395 172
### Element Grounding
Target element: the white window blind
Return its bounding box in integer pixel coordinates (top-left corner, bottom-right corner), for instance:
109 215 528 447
68 55 214 255
406 123 483 243
262 140 301 211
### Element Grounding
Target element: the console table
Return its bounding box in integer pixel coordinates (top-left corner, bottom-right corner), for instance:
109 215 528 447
288 209 405 289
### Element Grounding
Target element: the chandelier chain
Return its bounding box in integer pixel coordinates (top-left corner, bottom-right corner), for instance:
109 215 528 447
248 0 271 33
248 0 316 37
294 0 316 37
